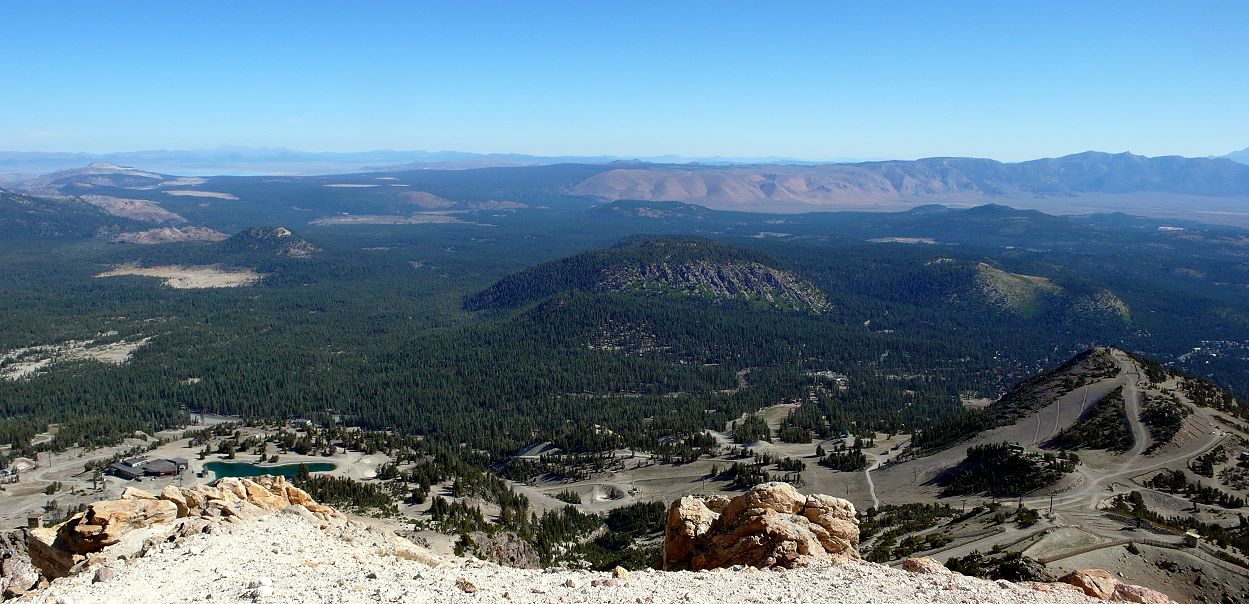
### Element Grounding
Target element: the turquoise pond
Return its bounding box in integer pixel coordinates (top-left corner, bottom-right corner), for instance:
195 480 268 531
203 461 337 479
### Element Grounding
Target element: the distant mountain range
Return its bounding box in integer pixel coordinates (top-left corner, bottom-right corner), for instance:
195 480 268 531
569 151 1249 213
6 149 1249 225
1224 146 1249 166
3 146 1247 178
0 148 837 176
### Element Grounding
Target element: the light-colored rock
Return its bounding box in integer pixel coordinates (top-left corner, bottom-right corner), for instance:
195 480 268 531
120 487 157 501
26 473 338 587
799 493 859 559
613 565 630 579
24 511 1144 604
160 486 190 518
180 486 209 513
902 557 950 575
26 525 80 579
242 480 290 511
1021 581 1084 593
1059 568 1118 599
664 482 859 571
174 519 211 539
281 504 318 522
218 478 249 502
1113 582 1176 604
0 556 41 592
65 498 179 554
388 534 441 566
664 497 722 569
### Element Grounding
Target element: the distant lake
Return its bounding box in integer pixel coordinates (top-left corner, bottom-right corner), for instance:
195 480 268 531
203 461 337 479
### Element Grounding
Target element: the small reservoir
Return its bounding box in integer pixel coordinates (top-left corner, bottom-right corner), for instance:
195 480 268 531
203 461 337 479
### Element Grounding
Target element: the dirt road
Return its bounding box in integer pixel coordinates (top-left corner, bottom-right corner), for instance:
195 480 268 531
864 456 881 510
1027 350 1224 510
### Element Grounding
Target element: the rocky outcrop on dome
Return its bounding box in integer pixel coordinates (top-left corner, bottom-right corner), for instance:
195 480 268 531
221 226 319 258
467 237 831 313
663 482 859 571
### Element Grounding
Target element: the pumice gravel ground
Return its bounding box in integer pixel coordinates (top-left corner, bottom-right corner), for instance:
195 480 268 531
24 513 1100 604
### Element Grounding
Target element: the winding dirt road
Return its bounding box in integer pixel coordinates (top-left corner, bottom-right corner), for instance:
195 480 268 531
1027 350 1224 510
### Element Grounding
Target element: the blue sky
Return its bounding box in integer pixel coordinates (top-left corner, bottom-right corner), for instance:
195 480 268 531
1 1 1246 161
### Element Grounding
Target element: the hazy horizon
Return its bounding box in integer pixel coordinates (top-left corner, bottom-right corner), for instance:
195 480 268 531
1 144 1245 165
3 1 1247 162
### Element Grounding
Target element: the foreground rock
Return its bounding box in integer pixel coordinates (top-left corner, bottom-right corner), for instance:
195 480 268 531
23 512 1105 604
1059 569 1176 604
899 560 1176 604
663 481 859 570
901 556 950 575
0 530 41 598
13 478 1179 604
26 476 333 580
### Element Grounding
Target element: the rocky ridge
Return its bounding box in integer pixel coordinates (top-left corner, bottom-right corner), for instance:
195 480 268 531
7 480 1177 604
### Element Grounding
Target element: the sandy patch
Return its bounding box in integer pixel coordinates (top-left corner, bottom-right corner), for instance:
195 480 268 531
868 237 938 244
312 213 486 226
1 337 150 380
399 191 454 209
163 190 239 200
113 226 229 244
80 195 186 223
470 200 528 210
158 177 208 187
96 264 264 288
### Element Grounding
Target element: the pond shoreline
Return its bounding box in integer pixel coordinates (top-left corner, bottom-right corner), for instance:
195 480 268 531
204 461 337 480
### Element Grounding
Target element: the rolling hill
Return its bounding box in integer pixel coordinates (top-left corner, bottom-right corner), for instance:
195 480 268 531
13 162 177 192
0 187 145 239
972 263 1130 322
219 227 320 259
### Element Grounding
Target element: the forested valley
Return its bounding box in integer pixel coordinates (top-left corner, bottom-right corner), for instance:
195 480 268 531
3 198 1249 468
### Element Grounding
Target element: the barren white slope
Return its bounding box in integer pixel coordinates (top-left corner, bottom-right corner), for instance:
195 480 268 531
26 513 1100 604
